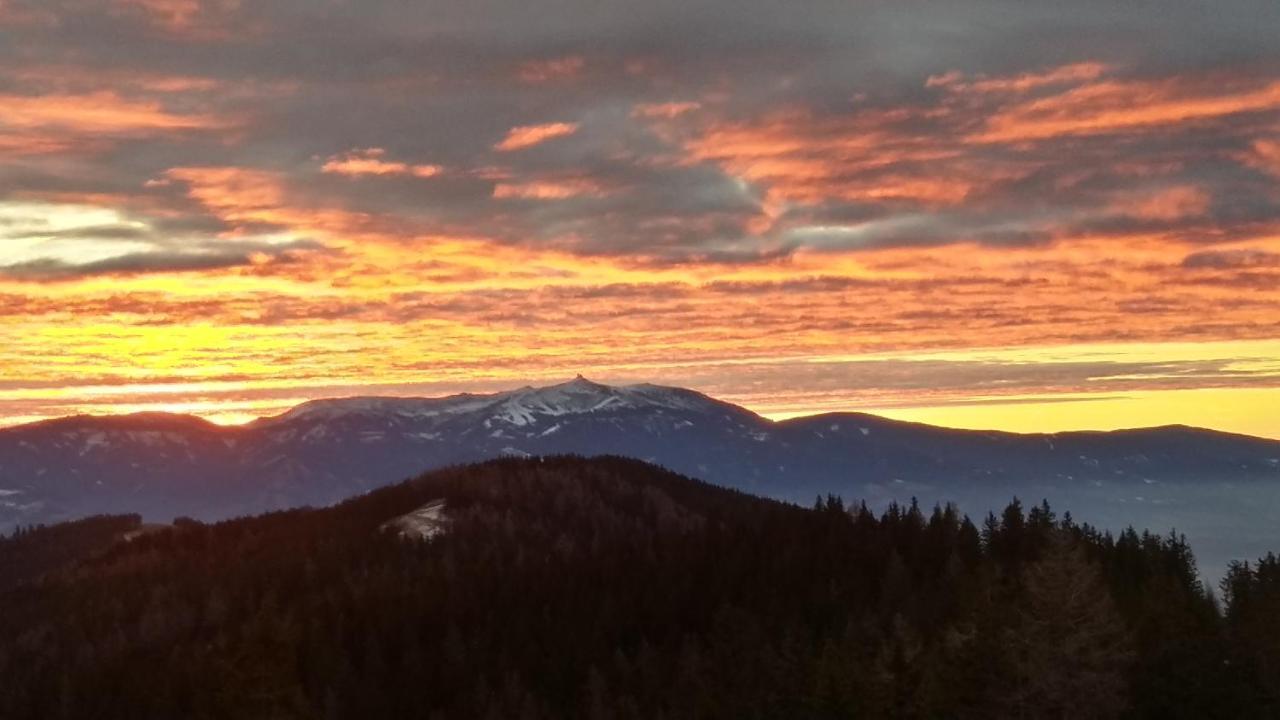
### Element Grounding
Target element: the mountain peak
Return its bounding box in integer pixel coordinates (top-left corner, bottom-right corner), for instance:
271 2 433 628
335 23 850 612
488 378 709 426
557 374 609 391
257 378 726 428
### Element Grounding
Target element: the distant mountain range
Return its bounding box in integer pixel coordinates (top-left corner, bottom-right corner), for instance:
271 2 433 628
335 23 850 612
2 376 1277 578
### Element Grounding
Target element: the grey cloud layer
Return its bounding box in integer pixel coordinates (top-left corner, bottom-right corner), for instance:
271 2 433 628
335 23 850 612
1 0 1279 268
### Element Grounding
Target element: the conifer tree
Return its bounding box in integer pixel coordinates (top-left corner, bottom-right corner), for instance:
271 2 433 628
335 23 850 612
1002 531 1133 719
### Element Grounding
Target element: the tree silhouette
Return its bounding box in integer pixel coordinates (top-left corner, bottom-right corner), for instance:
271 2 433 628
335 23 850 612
1002 531 1133 719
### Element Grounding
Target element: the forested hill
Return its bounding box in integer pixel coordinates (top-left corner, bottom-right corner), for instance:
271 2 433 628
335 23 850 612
0 456 1277 718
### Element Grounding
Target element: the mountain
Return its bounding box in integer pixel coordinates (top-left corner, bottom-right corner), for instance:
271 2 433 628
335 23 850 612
1 376 1278 578
1 456 1273 718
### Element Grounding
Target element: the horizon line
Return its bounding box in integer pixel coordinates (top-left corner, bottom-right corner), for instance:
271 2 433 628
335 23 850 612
1 378 1274 442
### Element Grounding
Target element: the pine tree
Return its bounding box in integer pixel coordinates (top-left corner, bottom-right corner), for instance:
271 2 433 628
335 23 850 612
1001 531 1133 719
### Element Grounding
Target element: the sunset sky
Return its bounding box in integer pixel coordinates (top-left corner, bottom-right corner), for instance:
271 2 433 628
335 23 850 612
1 0 1278 437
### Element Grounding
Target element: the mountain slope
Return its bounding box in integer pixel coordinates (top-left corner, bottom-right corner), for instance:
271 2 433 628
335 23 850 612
1 377 1277 578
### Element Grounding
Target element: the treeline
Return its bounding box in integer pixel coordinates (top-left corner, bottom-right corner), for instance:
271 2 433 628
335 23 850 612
0 456 1275 718
1221 553 1280 703
0 513 141 592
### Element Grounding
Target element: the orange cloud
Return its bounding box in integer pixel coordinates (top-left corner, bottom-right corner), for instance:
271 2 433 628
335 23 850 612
517 56 586 83
684 110 1001 208
493 178 605 199
163 165 378 262
494 122 579 151
111 0 245 39
0 91 228 160
1245 138 1280 179
0 132 83 156
669 63 1280 237
117 0 202 26
157 165 588 290
927 62 1108 94
166 166 291 227
322 148 441 178
0 91 225 132
633 101 701 119
974 77 1280 143
1110 185 1211 222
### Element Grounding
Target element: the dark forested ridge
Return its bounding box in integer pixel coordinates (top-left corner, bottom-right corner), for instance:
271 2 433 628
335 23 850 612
0 513 142 593
0 456 1277 719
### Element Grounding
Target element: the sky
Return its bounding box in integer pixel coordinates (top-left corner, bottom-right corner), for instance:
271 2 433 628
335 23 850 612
0 0 1278 438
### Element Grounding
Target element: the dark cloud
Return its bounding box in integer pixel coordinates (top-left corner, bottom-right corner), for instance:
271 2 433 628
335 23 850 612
2 223 153 241
0 253 253 280
781 214 1054 252
1182 248 1280 269
0 238 326 282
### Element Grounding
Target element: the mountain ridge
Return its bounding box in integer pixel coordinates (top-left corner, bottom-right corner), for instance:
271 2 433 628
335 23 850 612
2 375 1267 443
1 377 1277 580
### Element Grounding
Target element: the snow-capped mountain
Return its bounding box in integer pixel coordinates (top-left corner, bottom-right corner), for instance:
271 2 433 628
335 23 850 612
2 376 1278 578
267 376 721 427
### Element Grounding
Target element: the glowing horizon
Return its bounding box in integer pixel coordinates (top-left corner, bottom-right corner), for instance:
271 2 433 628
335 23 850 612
3 340 1277 440
4 383 1278 442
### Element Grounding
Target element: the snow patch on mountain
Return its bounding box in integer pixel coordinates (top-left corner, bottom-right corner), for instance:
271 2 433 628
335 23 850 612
78 432 110 454
485 377 710 426
380 500 448 540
